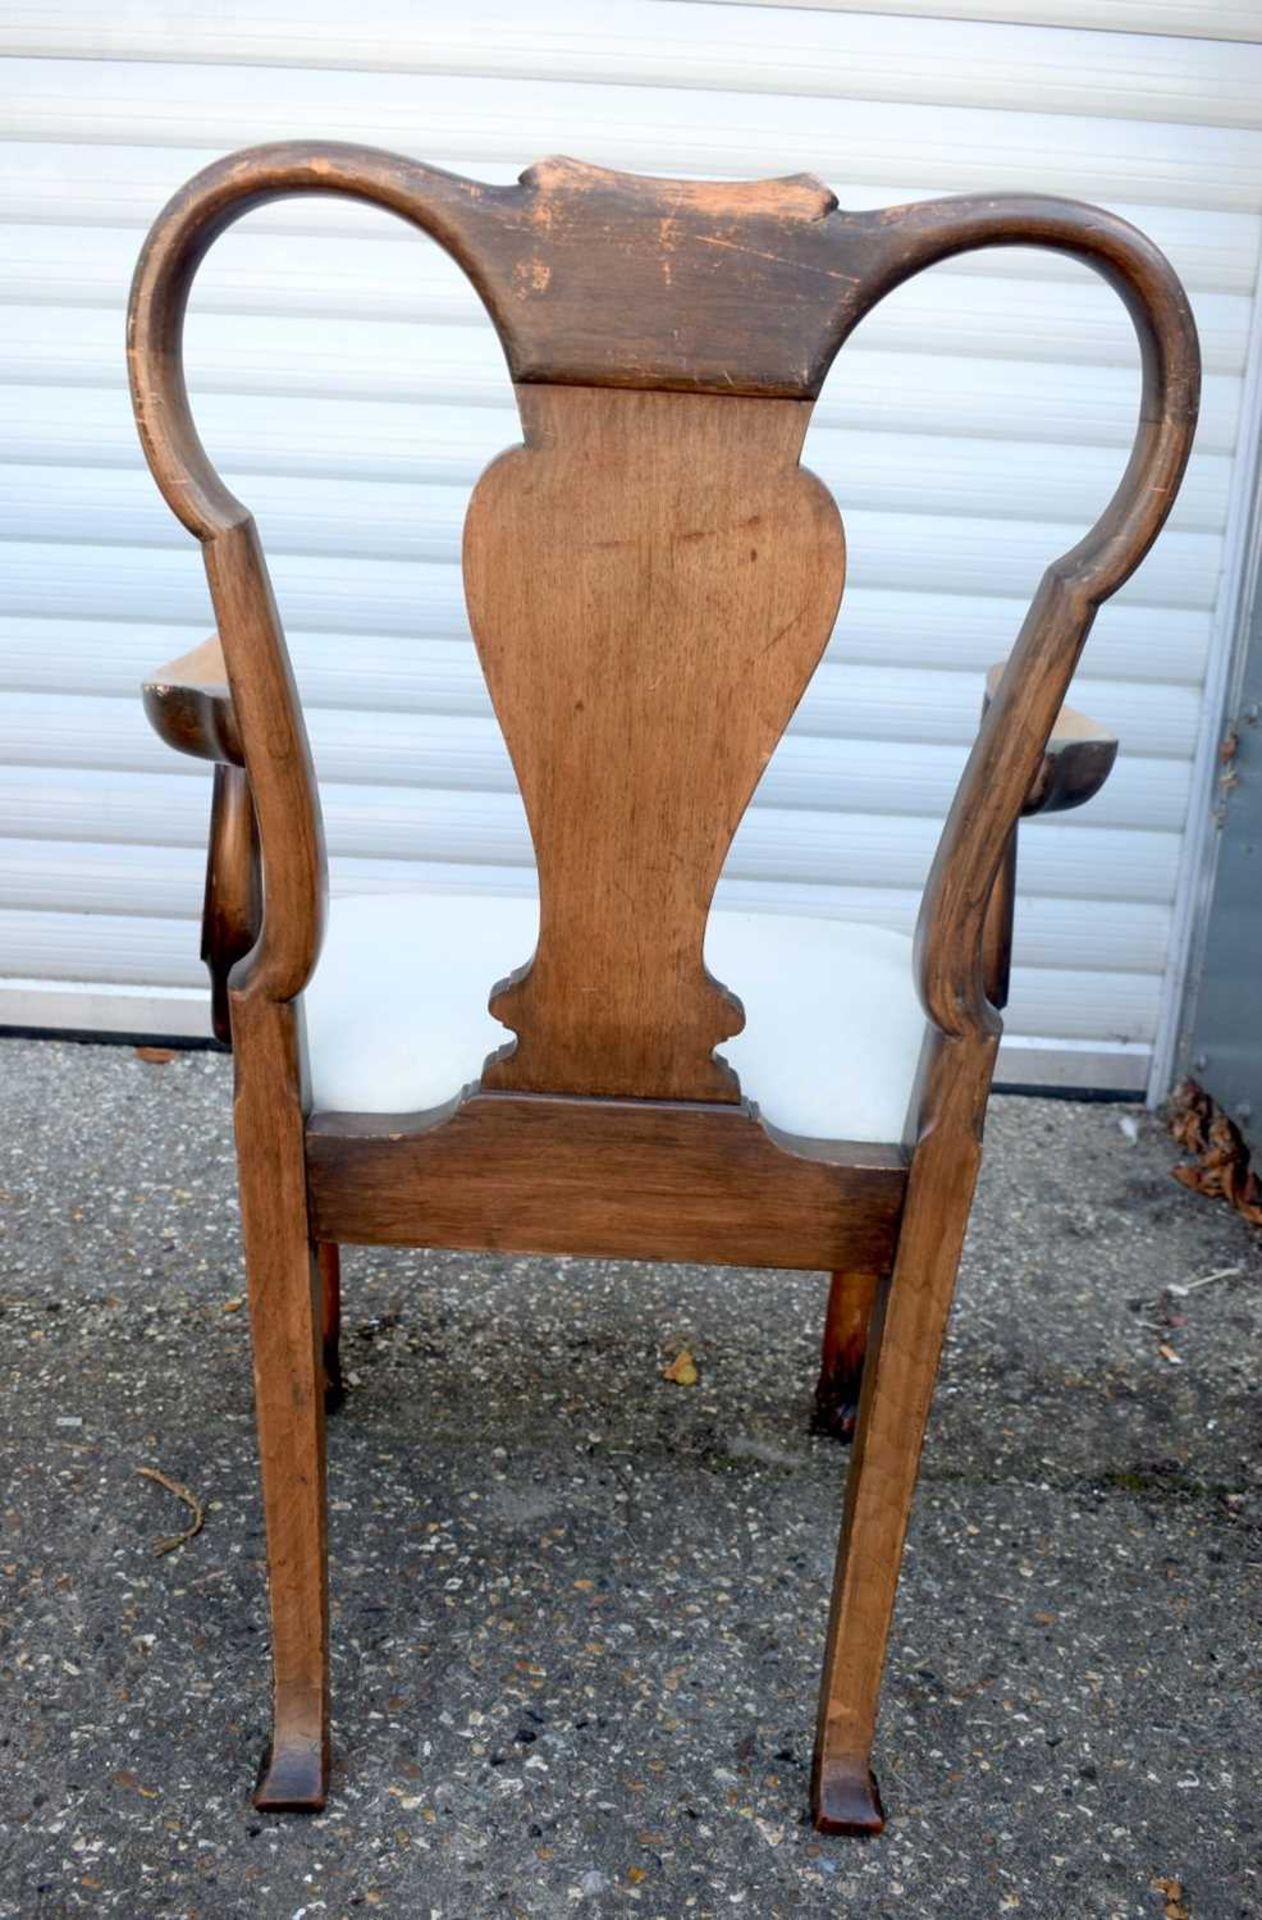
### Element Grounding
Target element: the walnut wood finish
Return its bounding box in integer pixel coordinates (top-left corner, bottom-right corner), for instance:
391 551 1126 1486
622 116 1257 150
144 636 259 1041
230 990 329 1811
467 384 844 1100
981 830 1020 1017
978 666 1120 1015
986 661 1119 818
145 631 342 1408
201 764 260 1044
813 1028 996 1835
131 142 1199 1832
863 668 1116 1391
317 1243 343 1414
308 1095 905 1271
142 635 241 764
813 1270 881 1443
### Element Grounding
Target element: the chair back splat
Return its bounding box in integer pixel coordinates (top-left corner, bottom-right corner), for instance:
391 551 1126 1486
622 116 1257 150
130 146 1197 1112
129 144 1200 1834
468 382 842 1101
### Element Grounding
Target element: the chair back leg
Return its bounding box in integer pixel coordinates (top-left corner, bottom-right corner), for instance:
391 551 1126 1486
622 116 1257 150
811 1035 994 1834
232 994 331 1812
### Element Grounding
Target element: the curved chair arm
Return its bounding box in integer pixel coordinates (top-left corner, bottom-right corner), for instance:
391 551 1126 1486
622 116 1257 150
126 140 614 1003
126 145 487 1004
853 198 1203 1041
129 154 1199 1028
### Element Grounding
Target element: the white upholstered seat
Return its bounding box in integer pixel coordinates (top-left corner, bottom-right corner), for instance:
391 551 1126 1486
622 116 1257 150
303 891 926 1144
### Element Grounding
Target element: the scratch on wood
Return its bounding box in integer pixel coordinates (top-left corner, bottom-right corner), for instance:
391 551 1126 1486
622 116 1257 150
693 233 852 281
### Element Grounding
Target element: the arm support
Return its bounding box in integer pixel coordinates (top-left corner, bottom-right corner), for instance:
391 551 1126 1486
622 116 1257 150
142 636 257 1041
200 763 261 1044
979 664 1119 1012
142 635 241 766
127 142 579 1000
984 662 1118 819
849 198 1201 1040
127 150 447 1005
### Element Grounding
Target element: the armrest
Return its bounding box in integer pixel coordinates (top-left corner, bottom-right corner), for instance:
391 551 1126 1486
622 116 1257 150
142 637 254 1043
978 665 1118 1015
142 635 242 766
984 662 1117 817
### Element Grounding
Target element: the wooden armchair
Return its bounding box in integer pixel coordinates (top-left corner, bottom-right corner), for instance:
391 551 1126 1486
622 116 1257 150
129 146 1198 1834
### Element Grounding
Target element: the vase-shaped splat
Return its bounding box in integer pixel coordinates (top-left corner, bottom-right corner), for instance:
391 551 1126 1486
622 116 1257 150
462 383 846 1103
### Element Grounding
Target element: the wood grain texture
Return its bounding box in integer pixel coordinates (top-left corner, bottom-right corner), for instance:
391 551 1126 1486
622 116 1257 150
127 143 1202 416
126 144 853 403
130 144 1198 1051
128 142 1201 1838
980 828 1018 1016
978 666 1120 1016
307 1094 906 1273
142 635 241 765
904 200 1199 1043
230 991 329 1812
813 1269 881 1443
201 762 260 1044
985 661 1119 818
465 385 844 1101
812 1028 997 1835
468 156 852 396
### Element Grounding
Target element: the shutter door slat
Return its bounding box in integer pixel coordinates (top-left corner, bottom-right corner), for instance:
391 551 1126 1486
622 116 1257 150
0 1 1256 1085
5 59 1262 208
8 143 1257 292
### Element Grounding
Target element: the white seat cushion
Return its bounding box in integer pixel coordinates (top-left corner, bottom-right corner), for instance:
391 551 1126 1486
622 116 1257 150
303 890 926 1144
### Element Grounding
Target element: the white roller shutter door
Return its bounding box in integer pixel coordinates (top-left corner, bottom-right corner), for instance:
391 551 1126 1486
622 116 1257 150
1 0 1259 1091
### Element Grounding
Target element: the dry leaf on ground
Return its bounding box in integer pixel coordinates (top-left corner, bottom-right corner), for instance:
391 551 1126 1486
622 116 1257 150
1168 1082 1262 1228
1150 1877 1190 1920
136 1466 205 1556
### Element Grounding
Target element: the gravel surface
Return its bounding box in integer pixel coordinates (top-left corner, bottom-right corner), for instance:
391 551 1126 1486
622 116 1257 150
0 1037 1257 1918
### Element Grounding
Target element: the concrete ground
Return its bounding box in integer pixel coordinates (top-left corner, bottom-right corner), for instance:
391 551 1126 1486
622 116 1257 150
0 1037 1257 1920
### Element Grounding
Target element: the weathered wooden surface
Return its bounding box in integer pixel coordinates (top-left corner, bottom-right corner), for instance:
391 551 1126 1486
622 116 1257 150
811 1027 997 1835
201 762 260 1044
127 144 1202 414
229 990 329 1811
307 1094 906 1273
813 1269 881 1443
142 635 240 765
466 384 844 1101
984 661 1119 818
130 140 1200 1836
